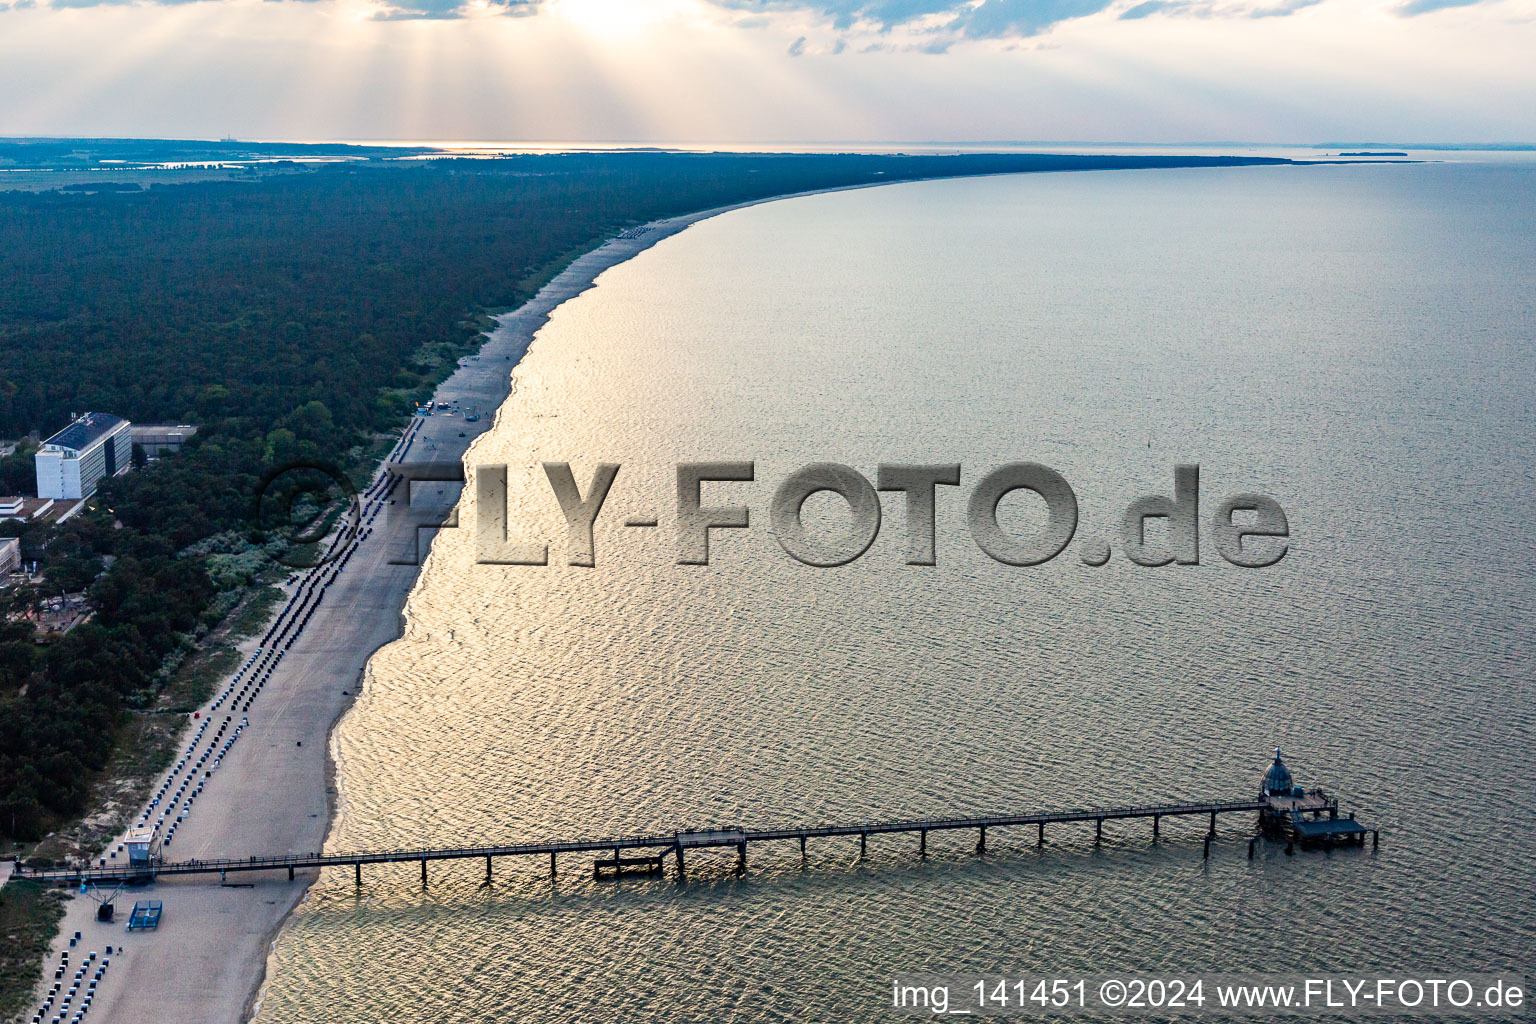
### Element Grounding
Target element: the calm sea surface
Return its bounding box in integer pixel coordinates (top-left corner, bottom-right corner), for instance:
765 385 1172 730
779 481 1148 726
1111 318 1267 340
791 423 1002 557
255 163 1536 1022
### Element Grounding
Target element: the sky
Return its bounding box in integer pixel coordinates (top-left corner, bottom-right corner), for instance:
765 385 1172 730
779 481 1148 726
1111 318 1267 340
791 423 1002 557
0 0 1532 143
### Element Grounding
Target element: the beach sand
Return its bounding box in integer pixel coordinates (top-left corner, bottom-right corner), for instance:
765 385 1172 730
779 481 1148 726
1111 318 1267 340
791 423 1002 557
9 187 869 1024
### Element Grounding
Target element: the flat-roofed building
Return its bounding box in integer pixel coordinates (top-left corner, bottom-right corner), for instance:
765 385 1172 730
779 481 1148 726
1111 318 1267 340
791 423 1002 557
35 412 132 500
129 423 198 459
0 496 56 522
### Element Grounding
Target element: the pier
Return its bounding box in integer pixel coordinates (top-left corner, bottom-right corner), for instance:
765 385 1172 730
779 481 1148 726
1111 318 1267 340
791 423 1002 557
12 787 1374 889
1255 748 1375 854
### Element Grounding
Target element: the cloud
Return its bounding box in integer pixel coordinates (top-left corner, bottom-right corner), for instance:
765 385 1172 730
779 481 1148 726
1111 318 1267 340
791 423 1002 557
716 0 1341 41
1119 0 1183 16
787 33 808 52
365 0 541 17
1246 0 1321 16
37 0 540 15
49 0 163 7
712 0 973 33
1119 0 1318 18
0 0 1335 30
0 0 1502 33
958 0 1116 36
1395 0 1482 13
711 0 1164 40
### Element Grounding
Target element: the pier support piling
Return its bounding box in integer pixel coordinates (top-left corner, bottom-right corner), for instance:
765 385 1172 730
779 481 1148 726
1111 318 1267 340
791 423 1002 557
1373 830 1379 850
287 865 294 881
421 859 427 885
860 832 867 859
976 826 986 856
1038 822 1045 847
799 835 806 863
1203 835 1211 860
1153 815 1160 841
1248 837 1256 860
355 862 361 885
485 855 492 882
1095 819 1103 845
737 841 747 873
550 851 556 878
920 829 927 859
1209 811 1217 837
676 845 686 879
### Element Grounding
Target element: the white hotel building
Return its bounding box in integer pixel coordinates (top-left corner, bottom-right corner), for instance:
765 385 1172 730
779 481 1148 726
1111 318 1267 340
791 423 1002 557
34 412 133 501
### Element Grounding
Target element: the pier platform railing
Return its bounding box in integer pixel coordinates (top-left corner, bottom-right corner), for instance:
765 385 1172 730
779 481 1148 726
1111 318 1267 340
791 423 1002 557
11 798 1278 887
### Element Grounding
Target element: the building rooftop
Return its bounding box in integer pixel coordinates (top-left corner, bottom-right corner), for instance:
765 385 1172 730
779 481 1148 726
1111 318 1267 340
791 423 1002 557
44 412 128 453
1292 817 1369 839
0 496 57 521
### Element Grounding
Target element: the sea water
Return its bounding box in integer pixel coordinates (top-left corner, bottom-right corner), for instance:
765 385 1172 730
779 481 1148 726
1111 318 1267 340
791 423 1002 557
255 161 1536 1022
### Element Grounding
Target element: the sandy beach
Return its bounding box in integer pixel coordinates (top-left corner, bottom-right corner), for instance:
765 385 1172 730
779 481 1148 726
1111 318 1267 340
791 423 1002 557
8 185 871 1024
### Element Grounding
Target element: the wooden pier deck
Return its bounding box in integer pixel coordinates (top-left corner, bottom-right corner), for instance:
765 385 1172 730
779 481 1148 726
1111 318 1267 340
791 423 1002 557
13 798 1295 888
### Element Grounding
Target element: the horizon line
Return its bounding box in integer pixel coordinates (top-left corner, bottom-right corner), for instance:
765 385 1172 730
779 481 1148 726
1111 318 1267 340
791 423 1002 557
2 135 1534 151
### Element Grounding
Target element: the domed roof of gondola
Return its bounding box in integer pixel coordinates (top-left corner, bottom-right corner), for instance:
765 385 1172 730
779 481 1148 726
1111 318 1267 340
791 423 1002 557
1262 748 1293 796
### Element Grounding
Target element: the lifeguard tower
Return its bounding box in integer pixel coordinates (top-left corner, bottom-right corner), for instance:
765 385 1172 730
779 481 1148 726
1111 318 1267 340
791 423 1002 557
124 826 158 880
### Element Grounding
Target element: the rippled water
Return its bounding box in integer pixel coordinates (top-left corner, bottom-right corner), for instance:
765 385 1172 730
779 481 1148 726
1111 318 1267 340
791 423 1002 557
256 163 1536 1022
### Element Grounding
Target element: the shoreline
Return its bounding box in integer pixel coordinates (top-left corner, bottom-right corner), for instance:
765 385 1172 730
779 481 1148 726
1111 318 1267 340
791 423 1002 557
262 180 890 1004
259 182 907 1019
10 181 889 1024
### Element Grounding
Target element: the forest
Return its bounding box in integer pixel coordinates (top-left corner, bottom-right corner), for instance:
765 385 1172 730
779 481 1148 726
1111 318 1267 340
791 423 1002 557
0 149 1287 841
